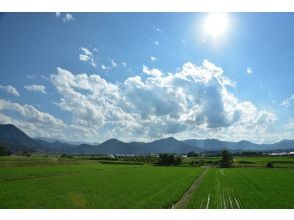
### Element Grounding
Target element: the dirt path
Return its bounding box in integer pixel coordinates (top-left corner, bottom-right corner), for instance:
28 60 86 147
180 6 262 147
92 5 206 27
172 167 209 209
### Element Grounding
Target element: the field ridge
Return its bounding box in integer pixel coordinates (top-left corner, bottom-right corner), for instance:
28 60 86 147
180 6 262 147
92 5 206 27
172 167 209 209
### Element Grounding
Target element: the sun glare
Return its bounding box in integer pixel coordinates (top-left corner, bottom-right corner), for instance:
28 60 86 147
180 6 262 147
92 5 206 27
203 13 230 39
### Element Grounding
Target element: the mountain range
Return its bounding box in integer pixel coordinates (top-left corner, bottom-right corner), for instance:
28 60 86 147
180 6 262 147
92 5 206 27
0 124 293 155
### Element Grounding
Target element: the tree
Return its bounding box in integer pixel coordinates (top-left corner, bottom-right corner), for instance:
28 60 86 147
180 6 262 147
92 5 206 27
158 154 182 166
219 150 233 168
198 159 205 166
22 151 31 157
187 151 199 157
266 162 274 168
0 146 8 156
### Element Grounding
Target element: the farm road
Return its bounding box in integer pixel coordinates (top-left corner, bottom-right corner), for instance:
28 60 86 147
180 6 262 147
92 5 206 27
172 167 209 209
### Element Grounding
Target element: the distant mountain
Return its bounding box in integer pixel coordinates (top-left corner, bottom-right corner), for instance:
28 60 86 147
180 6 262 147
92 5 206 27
0 124 39 153
95 137 202 154
183 139 294 152
136 137 202 154
263 140 294 151
33 139 98 154
95 139 138 154
1 124 294 155
184 139 233 151
184 139 262 151
34 137 99 146
34 139 76 153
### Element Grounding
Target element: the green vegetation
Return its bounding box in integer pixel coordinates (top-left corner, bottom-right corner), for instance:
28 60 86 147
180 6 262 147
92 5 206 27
187 168 294 208
219 150 233 168
233 156 294 168
182 155 294 168
187 151 199 157
0 157 202 208
0 146 8 156
158 153 182 166
0 155 294 208
266 162 274 168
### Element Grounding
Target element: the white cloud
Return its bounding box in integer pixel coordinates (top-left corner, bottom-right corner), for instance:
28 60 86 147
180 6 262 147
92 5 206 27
0 99 90 140
50 67 120 130
111 59 118 67
0 99 62 126
154 41 159 45
0 99 63 138
80 47 92 56
0 84 20 96
63 13 74 23
122 62 127 67
56 13 74 23
153 26 163 33
24 84 46 94
79 54 89 62
79 47 96 67
246 67 253 74
285 120 294 130
40 75 49 81
48 61 277 143
280 94 294 108
101 64 111 71
26 74 36 80
150 56 157 62
142 65 162 77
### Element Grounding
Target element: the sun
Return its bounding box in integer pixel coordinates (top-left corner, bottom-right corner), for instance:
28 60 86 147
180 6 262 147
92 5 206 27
203 13 230 39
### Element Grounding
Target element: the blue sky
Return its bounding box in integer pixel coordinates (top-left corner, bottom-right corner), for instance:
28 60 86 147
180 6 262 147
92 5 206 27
0 12 293 143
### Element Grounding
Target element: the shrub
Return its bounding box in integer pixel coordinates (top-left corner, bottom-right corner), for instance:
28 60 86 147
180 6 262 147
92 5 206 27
158 154 182 166
266 162 274 168
187 151 199 157
219 150 233 168
0 146 9 156
22 151 31 157
198 159 205 166
60 154 72 158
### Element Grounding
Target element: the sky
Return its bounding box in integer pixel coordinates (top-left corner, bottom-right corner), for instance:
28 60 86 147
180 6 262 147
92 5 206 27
0 12 293 144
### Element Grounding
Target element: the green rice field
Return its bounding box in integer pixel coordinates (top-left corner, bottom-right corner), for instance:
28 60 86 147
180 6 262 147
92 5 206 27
187 168 294 208
0 156 293 209
0 159 203 208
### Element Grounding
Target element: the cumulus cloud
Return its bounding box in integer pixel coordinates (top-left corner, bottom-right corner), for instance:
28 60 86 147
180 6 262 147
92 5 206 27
285 120 294 130
26 74 36 80
246 67 253 74
0 99 89 140
150 56 157 62
111 59 118 67
142 65 162 77
79 47 96 67
0 99 64 138
153 26 163 33
63 13 74 23
24 84 46 94
0 84 20 96
280 94 294 108
101 64 111 71
49 60 277 142
0 99 62 126
56 13 74 23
